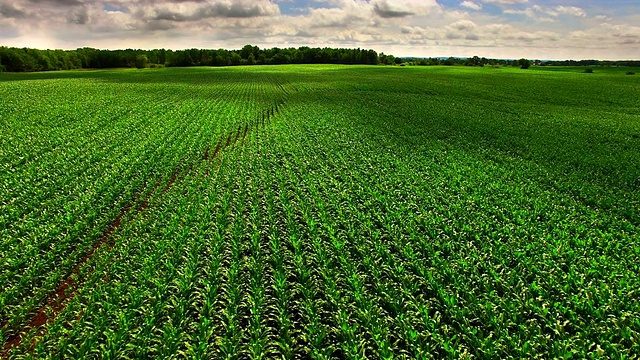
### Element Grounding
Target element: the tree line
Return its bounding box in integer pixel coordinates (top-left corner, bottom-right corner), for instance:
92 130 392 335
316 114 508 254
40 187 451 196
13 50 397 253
2 45 638 72
400 56 640 68
539 59 640 67
0 45 380 72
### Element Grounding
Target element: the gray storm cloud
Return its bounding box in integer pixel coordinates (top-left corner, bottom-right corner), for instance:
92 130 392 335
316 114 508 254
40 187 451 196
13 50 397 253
373 2 414 18
151 2 279 22
0 3 27 18
28 0 84 6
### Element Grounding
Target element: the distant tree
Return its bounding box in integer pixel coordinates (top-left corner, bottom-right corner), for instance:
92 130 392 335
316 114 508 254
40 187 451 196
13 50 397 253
240 45 252 60
158 49 167 65
135 55 148 69
247 53 256 65
377 52 386 65
122 49 137 67
3 44 637 73
288 49 301 64
257 53 267 65
188 49 201 66
366 49 378 65
341 52 351 64
0 48 35 72
385 55 395 65
67 52 82 69
584 67 593 73
518 58 531 69
27 49 52 71
200 51 213 66
55 50 74 70
230 52 242 65
169 50 194 67
0 45 386 72
270 52 289 64
376 53 395 65
216 51 230 66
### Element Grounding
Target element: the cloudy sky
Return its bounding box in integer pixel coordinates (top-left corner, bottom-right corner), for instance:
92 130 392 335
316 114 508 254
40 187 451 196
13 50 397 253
0 0 639 59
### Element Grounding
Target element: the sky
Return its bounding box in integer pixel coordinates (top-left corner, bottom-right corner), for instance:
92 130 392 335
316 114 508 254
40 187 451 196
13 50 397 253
0 0 639 60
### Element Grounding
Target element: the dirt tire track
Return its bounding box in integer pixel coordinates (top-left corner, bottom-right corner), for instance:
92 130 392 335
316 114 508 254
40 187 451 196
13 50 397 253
212 137 223 159
232 125 242 147
1 166 182 356
1 196 136 356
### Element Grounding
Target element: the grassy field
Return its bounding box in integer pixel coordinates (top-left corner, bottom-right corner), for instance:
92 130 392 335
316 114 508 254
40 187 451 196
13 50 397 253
1 65 639 358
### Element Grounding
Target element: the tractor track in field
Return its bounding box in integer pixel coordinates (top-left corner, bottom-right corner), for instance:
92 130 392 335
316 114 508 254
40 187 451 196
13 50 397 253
0 182 157 356
1 99 285 357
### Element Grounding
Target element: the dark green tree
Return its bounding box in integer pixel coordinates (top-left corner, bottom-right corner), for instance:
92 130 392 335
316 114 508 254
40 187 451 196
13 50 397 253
230 52 242 65
247 53 256 65
135 55 148 69
518 58 531 69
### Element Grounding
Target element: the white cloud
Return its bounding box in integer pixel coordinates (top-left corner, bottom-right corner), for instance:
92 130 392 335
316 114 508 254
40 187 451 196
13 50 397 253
460 1 482 11
553 6 586 18
594 15 611 21
449 19 477 31
504 5 554 22
503 5 588 22
306 6 367 28
482 0 528 4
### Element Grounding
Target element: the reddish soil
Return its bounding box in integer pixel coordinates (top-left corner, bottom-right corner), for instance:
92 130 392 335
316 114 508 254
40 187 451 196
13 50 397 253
203 145 211 161
137 199 149 213
233 127 241 146
163 170 180 194
212 138 222 159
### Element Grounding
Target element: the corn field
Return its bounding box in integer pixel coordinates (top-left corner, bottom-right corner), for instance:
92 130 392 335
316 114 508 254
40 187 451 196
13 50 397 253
1 65 639 359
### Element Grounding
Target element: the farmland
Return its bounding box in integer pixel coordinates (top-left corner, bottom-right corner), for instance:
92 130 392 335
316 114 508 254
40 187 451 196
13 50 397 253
1 65 639 358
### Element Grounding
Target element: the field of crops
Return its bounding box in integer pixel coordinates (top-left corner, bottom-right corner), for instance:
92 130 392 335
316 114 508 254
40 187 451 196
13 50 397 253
1 65 639 358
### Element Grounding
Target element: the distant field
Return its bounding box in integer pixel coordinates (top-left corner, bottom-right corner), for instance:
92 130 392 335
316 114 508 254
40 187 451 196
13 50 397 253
1 65 639 358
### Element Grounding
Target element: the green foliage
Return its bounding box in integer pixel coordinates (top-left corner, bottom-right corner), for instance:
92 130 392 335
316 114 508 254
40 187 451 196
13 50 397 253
230 52 242 65
584 67 594 73
135 55 148 69
1 65 639 358
0 45 381 72
518 58 531 69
